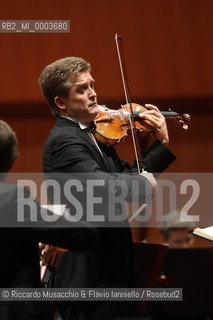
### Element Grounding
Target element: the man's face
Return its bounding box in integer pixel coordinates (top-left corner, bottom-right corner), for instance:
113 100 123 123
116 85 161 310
56 71 98 124
167 229 194 248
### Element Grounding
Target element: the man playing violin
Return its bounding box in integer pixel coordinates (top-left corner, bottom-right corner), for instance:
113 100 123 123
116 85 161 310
39 57 176 320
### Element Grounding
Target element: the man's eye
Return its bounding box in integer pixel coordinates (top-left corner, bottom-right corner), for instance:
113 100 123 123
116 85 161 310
78 87 87 94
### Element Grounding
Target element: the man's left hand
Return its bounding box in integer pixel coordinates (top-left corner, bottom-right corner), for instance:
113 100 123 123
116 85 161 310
139 104 169 145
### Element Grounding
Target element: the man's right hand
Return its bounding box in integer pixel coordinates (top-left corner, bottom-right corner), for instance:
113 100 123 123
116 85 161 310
140 170 157 192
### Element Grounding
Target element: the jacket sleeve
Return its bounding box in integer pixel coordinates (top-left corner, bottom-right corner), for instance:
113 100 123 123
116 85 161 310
44 134 153 205
142 140 176 175
111 140 176 175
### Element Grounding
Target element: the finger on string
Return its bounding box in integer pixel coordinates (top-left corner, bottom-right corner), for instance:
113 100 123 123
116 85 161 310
140 114 163 124
144 104 160 112
139 110 162 119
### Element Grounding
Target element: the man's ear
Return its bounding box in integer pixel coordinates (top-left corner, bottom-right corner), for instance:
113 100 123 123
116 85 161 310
54 96 67 111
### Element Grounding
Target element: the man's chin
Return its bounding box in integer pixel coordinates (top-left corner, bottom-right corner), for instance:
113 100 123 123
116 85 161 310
91 108 99 118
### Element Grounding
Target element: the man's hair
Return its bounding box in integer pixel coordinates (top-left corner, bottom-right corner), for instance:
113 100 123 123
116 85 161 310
160 227 189 241
0 120 19 172
39 57 91 116
159 210 196 241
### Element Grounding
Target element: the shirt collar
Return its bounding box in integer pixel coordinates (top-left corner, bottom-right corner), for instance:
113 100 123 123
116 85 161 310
60 115 88 130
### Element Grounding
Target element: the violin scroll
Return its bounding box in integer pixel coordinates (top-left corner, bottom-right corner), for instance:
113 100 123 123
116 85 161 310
166 108 190 130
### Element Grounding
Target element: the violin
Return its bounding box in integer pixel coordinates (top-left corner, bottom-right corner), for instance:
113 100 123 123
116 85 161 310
93 103 190 146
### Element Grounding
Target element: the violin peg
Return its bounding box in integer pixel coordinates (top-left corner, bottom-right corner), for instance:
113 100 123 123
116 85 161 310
182 124 188 130
183 113 190 122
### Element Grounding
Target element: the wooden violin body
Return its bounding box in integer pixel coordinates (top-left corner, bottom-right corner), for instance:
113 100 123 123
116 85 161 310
93 103 190 145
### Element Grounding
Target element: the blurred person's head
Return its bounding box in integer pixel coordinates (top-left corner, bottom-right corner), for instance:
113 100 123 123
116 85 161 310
159 210 196 248
0 120 18 174
160 227 194 248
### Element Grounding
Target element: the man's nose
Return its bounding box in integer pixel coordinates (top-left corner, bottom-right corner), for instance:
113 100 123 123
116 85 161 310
89 87 97 99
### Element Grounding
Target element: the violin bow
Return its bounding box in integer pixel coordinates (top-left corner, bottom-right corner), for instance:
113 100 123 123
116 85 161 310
115 33 143 173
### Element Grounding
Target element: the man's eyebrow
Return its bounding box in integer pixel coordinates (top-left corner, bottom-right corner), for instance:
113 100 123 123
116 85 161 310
74 79 95 87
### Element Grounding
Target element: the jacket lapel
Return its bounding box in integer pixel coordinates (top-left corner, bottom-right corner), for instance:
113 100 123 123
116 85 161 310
78 130 112 172
56 116 111 172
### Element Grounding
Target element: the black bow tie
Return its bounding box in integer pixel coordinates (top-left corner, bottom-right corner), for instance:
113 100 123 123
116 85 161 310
89 121 96 131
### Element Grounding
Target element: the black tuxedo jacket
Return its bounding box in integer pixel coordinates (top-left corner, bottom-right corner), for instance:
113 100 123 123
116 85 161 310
43 116 176 288
0 181 98 320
